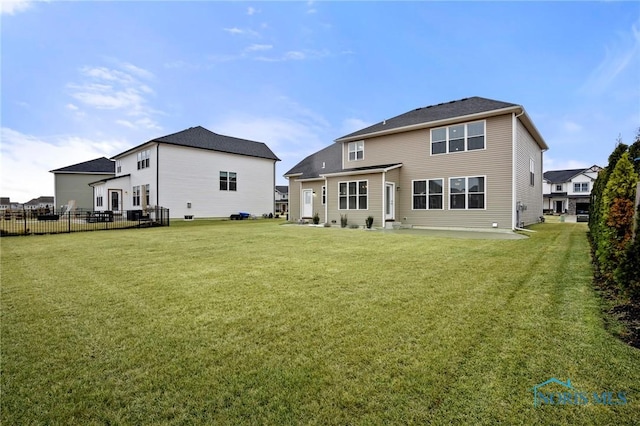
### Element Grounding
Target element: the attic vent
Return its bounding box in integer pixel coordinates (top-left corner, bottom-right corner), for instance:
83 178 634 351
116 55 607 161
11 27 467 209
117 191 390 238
322 161 325 169
382 120 386 125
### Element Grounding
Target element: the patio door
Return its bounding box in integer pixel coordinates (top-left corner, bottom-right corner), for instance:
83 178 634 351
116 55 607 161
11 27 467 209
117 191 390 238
302 189 313 218
109 190 122 212
385 182 395 220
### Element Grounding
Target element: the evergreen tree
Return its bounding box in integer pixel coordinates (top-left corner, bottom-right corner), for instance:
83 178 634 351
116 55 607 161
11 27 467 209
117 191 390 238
597 152 638 284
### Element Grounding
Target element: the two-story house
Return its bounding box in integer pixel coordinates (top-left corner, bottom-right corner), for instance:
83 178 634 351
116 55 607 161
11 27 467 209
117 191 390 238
542 165 601 215
285 97 548 230
50 157 115 211
88 126 280 219
275 185 289 215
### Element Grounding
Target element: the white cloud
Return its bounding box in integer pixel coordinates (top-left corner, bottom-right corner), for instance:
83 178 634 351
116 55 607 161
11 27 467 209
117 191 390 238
543 157 591 172
66 103 79 111
563 121 582 133
582 19 640 94
67 63 162 130
223 27 260 37
246 44 273 52
0 127 128 203
0 0 33 15
247 7 258 16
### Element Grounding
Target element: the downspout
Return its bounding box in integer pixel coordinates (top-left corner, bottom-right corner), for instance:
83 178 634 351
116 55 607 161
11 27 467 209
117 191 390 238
324 177 328 224
299 180 303 221
512 109 525 230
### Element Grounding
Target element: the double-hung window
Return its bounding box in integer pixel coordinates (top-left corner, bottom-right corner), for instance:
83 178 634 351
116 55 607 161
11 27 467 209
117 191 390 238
339 180 367 210
573 182 589 192
412 179 443 209
431 121 485 155
348 141 364 161
137 150 150 169
322 186 326 205
116 160 122 174
132 185 141 206
449 176 485 209
96 196 103 207
530 158 535 186
220 171 237 191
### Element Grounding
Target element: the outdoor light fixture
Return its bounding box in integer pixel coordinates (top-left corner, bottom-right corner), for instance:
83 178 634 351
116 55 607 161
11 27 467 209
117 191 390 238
187 202 192 208
492 222 498 228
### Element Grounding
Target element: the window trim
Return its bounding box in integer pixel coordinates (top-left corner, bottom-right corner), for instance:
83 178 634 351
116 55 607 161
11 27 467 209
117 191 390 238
321 185 326 205
448 175 486 210
220 171 237 192
430 120 486 156
137 150 150 170
338 179 368 210
348 141 364 162
530 158 535 187
411 178 444 210
573 182 589 193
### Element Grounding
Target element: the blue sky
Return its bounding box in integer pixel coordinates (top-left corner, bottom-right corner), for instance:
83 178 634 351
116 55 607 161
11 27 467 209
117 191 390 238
1 0 639 203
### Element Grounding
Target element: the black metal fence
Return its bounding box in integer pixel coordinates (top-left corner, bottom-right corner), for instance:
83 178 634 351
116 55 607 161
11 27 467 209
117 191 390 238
0 207 170 237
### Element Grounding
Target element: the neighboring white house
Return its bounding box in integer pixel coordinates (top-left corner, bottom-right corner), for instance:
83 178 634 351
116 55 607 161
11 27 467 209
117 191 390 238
89 126 280 219
543 165 602 214
275 185 288 215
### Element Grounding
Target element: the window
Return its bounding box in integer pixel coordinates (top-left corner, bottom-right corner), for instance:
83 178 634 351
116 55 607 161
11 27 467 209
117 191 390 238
413 179 443 209
338 180 367 210
143 184 150 207
431 121 485 155
348 141 364 161
96 196 103 207
322 186 326 205
116 160 122 174
574 182 589 192
132 186 140 206
555 184 562 191
220 171 237 191
449 176 485 210
137 150 150 169
530 158 535 186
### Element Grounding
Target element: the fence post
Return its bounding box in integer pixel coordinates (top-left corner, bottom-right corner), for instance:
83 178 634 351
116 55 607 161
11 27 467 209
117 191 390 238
23 206 28 235
68 210 71 233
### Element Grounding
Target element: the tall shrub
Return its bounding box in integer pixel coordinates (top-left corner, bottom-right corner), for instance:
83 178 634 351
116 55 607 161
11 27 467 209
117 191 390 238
615 202 640 300
596 152 638 283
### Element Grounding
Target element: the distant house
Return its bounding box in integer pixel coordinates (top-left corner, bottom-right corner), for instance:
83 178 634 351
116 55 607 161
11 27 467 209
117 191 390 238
50 157 115 211
543 165 602 214
0 197 11 211
89 126 280 219
285 97 548 230
275 185 288 215
24 196 55 210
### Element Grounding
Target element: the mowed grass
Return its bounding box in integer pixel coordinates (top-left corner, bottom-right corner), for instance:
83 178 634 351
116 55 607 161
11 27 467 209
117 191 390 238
1 221 639 425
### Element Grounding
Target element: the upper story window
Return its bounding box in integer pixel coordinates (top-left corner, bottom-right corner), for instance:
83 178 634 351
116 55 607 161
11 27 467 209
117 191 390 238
339 180 367 210
530 158 535 186
348 141 364 161
220 171 237 191
574 182 589 192
555 184 562 191
137 150 150 169
116 160 122 174
431 121 485 155
450 176 485 210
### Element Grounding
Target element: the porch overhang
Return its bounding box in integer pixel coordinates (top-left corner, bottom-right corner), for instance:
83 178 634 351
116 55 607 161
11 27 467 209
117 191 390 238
320 163 403 178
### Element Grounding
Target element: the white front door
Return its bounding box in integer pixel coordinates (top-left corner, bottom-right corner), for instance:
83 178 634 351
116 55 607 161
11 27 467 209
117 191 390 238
302 189 313 218
385 182 395 220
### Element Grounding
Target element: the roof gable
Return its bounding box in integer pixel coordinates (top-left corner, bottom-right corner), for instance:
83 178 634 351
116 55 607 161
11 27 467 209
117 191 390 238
115 126 280 161
543 167 600 183
336 97 518 141
50 157 115 174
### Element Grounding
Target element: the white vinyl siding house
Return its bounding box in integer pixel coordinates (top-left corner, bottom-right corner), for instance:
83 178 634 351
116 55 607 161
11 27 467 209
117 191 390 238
89 126 279 219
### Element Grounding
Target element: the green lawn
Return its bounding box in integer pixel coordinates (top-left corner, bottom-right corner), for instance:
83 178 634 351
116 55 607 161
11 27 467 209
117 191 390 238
1 221 639 425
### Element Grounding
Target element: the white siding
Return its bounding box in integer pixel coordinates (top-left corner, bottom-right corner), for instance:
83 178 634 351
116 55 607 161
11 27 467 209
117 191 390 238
158 144 276 218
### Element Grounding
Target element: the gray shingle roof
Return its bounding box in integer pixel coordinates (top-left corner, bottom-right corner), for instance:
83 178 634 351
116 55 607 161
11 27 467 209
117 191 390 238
50 157 115 173
284 143 343 179
275 185 288 194
337 97 519 140
543 169 588 183
116 126 280 161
